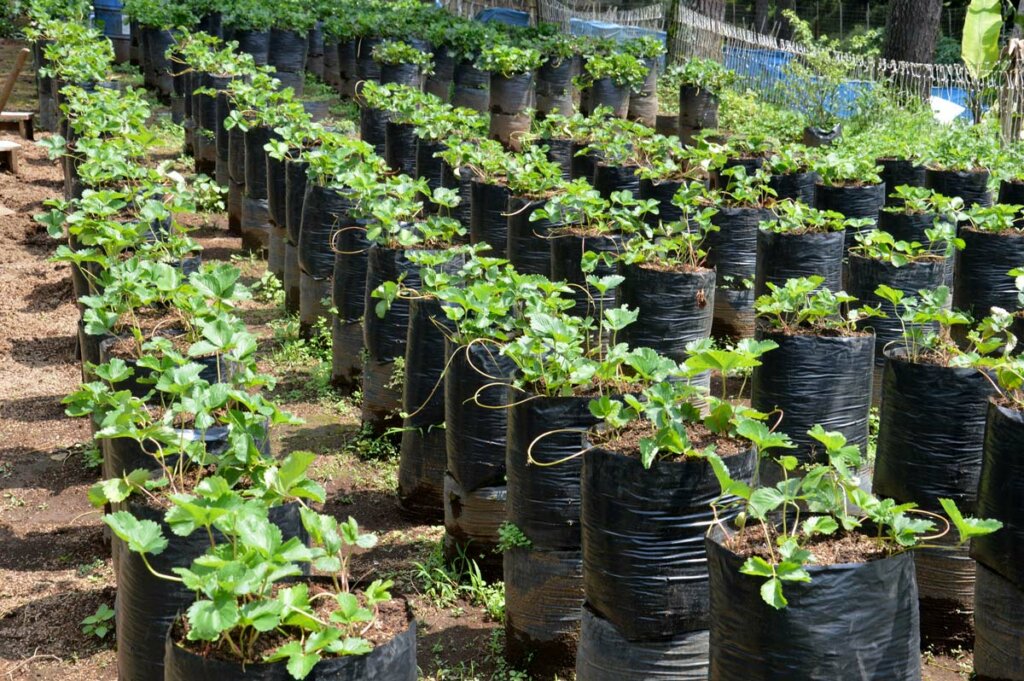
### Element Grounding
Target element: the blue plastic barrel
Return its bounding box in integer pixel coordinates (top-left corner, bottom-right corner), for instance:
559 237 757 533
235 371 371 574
93 0 125 37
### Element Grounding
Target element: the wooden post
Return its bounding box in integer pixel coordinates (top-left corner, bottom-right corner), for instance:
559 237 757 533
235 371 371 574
0 48 30 114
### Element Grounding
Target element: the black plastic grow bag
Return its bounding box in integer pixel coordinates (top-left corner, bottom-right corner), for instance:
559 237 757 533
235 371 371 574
536 56 575 117
506 395 599 550
754 229 845 296
768 171 817 205
470 179 511 257
878 158 926 204
814 182 885 248
846 255 947 357
284 156 308 245
576 605 709 681
874 347 994 512
398 298 450 520
706 530 921 681
582 444 755 641
926 167 992 207
243 126 271 200
550 230 624 319
233 28 270 66
678 85 718 129
490 72 534 115
504 546 583 678
268 28 308 74
444 339 514 492
638 178 683 225
299 184 353 279
385 121 418 177
953 228 1024 323
506 196 558 276
588 77 629 117
118 501 305 681
592 163 640 199
750 326 874 476
619 264 715 363
359 106 388 157
972 401 1024 589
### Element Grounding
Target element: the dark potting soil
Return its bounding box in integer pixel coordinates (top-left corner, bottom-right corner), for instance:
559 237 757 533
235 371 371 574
174 589 409 663
726 523 894 566
635 261 715 279
759 323 871 340
595 420 746 462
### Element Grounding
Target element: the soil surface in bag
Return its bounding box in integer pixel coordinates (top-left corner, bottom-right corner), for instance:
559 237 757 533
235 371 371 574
576 605 709 681
619 265 715 363
582 444 755 641
444 339 515 492
972 401 1024 589
163 595 416 681
751 326 874 479
706 529 921 681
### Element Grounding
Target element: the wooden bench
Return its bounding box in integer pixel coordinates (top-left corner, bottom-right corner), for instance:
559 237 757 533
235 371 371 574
0 112 34 140
0 140 21 175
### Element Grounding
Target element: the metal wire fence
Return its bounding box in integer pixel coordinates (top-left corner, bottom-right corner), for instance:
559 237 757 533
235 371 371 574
441 0 996 121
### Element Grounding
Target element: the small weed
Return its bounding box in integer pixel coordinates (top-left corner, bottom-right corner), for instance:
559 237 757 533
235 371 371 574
81 441 102 470
252 271 285 306
346 422 399 461
81 604 115 640
386 356 406 392
77 559 105 578
496 522 531 552
866 405 880 465
412 541 505 621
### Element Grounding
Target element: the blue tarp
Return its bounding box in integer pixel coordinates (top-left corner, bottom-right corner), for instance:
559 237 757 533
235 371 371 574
723 45 973 120
475 8 531 25
569 19 667 70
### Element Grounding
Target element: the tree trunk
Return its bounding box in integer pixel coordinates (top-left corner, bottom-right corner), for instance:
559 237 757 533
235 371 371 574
775 0 796 40
883 0 942 63
754 0 770 31
694 0 725 21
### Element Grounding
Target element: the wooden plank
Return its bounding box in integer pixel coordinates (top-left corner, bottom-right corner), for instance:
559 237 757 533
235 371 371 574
0 140 21 175
0 112 34 140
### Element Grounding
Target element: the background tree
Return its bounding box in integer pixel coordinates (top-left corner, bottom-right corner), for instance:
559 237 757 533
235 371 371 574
883 0 943 62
